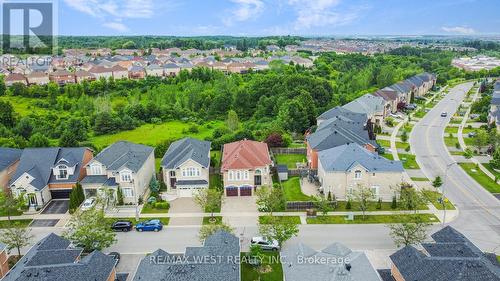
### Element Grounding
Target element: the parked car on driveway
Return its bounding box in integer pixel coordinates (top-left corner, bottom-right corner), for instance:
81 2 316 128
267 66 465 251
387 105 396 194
135 219 163 232
405 104 417 110
81 197 96 211
108 252 120 266
251 237 280 251
111 220 133 232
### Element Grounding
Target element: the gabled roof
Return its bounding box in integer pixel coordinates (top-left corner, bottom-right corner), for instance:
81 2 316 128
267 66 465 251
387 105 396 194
318 143 403 172
390 226 500 281
92 141 154 173
221 140 271 170
5 73 27 81
491 91 500 106
10 147 89 190
372 89 400 102
317 106 368 123
133 230 240 281
343 94 385 116
0 147 22 171
161 137 211 169
2 233 116 281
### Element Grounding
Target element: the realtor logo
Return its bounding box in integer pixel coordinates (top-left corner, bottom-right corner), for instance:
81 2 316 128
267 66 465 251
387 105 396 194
2 0 57 54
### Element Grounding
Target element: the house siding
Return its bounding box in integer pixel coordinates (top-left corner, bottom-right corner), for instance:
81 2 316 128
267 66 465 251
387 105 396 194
222 166 272 187
0 160 19 193
0 248 8 279
162 159 209 191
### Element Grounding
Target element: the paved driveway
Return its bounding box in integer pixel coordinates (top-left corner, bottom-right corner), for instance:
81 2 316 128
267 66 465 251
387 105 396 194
168 198 202 226
221 196 258 227
30 219 60 227
41 200 69 214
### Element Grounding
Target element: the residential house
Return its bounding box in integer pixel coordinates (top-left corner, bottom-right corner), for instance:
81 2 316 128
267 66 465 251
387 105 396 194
227 62 249 74
386 81 415 103
1 233 117 281
110 65 128 79
9 147 93 209
372 88 401 114
80 141 155 204
221 139 273 196
317 143 406 201
163 63 181 77
161 138 211 197
306 108 376 170
281 242 381 281
128 65 146 79
89 66 113 80
74 70 95 83
133 230 240 281
212 61 228 73
343 94 387 124
116 60 134 70
145 64 164 77
390 226 500 281
0 148 22 193
49 70 75 85
4 73 27 86
488 82 500 130
26 72 49 85
0 242 8 279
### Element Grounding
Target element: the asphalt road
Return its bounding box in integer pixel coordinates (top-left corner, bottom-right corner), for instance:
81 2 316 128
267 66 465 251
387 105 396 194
410 82 500 253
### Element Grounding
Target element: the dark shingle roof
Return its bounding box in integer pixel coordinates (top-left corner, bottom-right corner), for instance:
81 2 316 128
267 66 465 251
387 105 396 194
93 141 154 172
390 226 500 281
317 106 368 123
133 230 240 281
0 147 22 171
161 138 211 169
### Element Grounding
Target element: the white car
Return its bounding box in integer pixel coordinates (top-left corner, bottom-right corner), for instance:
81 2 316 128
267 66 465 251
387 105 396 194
251 237 280 251
81 197 96 211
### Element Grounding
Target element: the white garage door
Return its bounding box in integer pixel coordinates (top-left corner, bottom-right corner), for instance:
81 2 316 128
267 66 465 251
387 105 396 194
178 188 194 197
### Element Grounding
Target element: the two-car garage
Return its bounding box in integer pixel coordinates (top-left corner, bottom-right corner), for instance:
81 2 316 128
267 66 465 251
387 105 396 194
175 180 209 197
50 189 72 199
225 185 254 196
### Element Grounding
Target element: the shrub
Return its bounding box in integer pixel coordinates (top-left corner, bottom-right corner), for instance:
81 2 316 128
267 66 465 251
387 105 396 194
154 202 170 209
346 200 352 210
376 198 382 209
391 196 397 209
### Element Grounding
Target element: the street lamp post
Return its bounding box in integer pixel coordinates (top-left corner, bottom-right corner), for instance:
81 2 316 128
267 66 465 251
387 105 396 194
442 161 457 226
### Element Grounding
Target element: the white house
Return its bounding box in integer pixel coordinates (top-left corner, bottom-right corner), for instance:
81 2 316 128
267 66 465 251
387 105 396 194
80 141 155 204
161 138 211 197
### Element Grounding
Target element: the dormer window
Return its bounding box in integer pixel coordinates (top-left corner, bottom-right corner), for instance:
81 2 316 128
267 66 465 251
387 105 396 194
354 170 362 179
90 163 102 175
121 171 132 182
57 165 68 179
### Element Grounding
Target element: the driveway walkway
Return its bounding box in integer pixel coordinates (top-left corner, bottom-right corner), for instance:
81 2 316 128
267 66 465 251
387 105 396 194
221 196 258 227
168 197 202 226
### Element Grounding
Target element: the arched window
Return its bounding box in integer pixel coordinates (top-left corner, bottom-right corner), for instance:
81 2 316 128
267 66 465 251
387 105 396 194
90 163 102 175
354 170 362 179
120 171 132 182
57 165 68 179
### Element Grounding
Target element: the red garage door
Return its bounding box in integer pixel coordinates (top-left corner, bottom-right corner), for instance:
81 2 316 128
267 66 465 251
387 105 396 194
226 187 238 197
240 186 252 196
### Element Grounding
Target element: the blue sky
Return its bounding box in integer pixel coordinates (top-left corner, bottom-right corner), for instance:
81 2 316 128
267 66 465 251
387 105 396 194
56 0 500 36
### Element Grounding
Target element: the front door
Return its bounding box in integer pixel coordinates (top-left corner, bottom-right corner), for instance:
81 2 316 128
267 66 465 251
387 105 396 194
28 193 37 206
254 175 262 186
170 178 177 189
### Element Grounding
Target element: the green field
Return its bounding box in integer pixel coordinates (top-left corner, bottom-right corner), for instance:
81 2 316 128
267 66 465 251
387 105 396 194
459 163 500 193
241 252 283 281
0 96 51 116
275 154 306 169
282 177 312 202
90 120 223 149
306 214 438 224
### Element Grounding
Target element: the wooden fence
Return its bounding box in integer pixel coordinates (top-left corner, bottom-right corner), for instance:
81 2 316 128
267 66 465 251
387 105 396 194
271 147 307 155
286 201 337 211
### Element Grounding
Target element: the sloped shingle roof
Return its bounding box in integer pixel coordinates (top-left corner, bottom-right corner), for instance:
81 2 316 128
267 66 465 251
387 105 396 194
161 138 211 169
92 141 153 173
221 140 271 170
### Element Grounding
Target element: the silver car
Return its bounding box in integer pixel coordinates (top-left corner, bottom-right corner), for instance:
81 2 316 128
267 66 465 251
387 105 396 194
251 237 280 251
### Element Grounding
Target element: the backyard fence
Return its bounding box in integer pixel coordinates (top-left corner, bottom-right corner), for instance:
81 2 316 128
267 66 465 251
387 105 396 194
286 201 336 211
270 147 307 155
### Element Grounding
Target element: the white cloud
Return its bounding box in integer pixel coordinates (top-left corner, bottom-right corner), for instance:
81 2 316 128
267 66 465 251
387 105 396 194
103 22 129 32
441 26 475 34
64 0 154 19
224 0 264 26
287 0 365 30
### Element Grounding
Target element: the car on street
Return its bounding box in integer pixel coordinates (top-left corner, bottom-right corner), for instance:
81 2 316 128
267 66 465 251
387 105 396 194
441 112 448 117
108 252 120 266
81 197 96 211
111 220 133 232
135 219 163 232
251 237 280 251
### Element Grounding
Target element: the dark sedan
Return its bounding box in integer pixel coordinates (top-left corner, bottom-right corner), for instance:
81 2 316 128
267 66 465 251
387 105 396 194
111 220 133 232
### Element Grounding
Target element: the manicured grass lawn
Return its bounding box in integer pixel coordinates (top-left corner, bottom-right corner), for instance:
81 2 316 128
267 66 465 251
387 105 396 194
449 150 464 156
377 139 390 148
463 137 475 146
483 164 500 178
381 153 394 160
444 137 458 147
444 127 459 134
413 110 427 118
306 214 439 224
289 142 306 148
411 177 429 181
259 216 301 224
275 154 306 169
203 216 222 225
459 163 500 193
423 190 455 210
209 174 223 190
282 177 312 202
0 219 33 228
449 118 463 124
241 252 283 281
90 120 223 149
398 154 420 169
141 203 170 214
0 209 23 217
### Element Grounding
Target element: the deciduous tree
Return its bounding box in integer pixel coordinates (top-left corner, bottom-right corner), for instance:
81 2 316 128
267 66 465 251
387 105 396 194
0 224 33 256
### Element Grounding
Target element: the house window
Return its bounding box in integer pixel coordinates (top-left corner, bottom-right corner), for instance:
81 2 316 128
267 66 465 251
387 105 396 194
347 187 353 196
169 171 176 177
236 171 241 180
122 188 134 197
244 171 249 180
354 170 362 179
90 164 102 175
182 167 199 177
371 186 380 198
57 165 68 179
121 171 132 182
229 171 234 180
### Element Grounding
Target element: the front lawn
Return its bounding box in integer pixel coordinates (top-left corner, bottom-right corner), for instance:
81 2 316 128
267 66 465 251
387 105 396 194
483 164 500 178
259 216 301 224
459 163 500 193
444 137 458 147
282 177 312 202
241 252 283 281
377 139 390 148
203 216 222 225
0 209 23 217
381 153 394 160
398 154 420 169
141 202 170 214
0 219 33 228
411 177 429 181
306 214 438 224
422 190 455 210
275 154 306 169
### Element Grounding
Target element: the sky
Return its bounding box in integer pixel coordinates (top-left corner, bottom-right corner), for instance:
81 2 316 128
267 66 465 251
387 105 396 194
53 0 500 36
